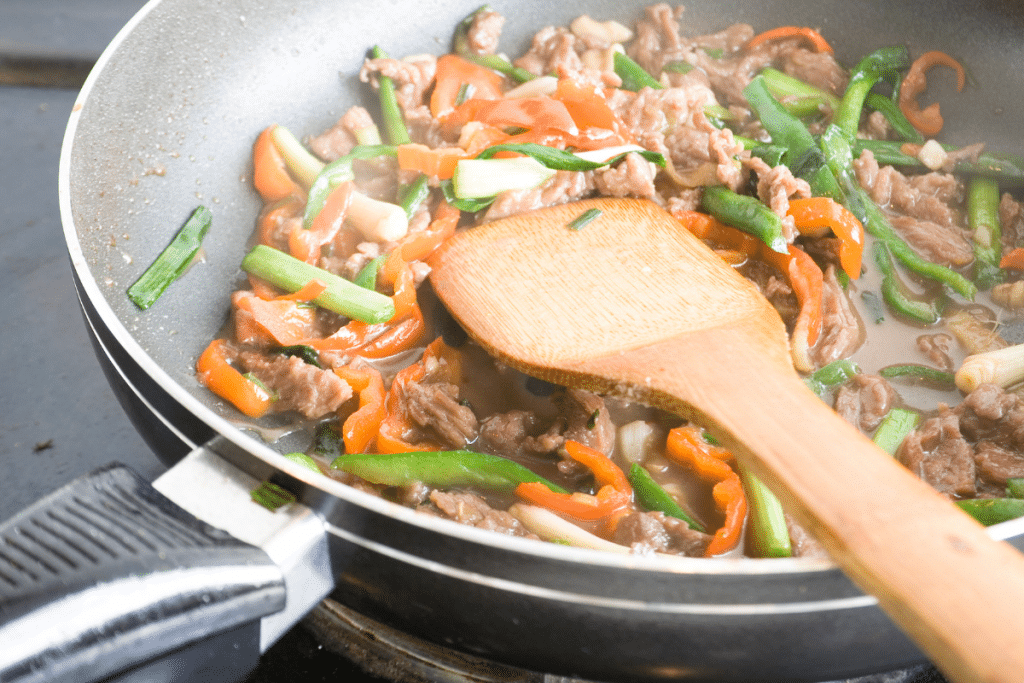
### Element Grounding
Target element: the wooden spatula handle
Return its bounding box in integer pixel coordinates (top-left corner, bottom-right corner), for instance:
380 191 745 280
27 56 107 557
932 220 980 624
586 325 1024 683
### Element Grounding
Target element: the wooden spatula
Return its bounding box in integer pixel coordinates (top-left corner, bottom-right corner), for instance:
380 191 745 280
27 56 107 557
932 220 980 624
428 196 1024 683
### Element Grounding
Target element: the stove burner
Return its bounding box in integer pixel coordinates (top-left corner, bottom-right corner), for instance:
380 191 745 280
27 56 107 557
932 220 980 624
299 599 947 683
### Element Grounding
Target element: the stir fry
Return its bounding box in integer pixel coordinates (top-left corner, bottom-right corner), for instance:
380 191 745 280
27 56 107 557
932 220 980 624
194 4 1024 558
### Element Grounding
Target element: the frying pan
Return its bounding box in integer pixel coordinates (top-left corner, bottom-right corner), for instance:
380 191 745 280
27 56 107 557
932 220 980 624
4 0 1024 680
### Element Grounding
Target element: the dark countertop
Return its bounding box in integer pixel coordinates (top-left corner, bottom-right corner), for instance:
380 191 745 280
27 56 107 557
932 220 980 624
0 3 946 683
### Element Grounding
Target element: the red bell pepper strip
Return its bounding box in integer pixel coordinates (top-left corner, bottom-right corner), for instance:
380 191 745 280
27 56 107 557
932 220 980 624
1000 248 1024 270
290 181 354 264
515 441 632 524
252 125 304 202
431 54 505 118
396 144 470 181
747 26 833 55
899 51 966 137
334 365 387 454
787 197 864 279
196 339 273 418
665 425 747 557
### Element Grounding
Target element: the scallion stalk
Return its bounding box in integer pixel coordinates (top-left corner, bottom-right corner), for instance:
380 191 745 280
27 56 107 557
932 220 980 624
627 463 706 532
452 157 556 199
371 46 411 145
871 407 921 456
270 125 324 188
127 206 212 309
738 464 792 558
241 244 395 323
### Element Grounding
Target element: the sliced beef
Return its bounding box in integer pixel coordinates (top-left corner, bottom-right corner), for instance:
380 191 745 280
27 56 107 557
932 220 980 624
593 152 659 199
398 377 479 449
483 171 595 221
999 192 1024 254
513 25 616 89
754 160 811 243
809 265 864 368
898 407 977 497
307 106 375 162
613 510 711 556
785 515 828 559
898 384 1024 497
917 333 956 373
853 149 973 266
464 8 505 55
238 352 353 420
833 374 897 433
780 48 848 97
426 490 538 538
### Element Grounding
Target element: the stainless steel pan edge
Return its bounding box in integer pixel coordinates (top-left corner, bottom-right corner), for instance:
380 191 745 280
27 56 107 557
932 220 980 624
47 0 1024 680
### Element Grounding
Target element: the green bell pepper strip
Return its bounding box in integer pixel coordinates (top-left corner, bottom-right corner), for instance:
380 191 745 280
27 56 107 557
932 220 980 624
872 241 943 324
127 205 212 309
803 358 860 401
878 364 956 387
371 46 412 145
968 176 1004 290
284 451 323 473
627 463 706 532
332 450 566 493
760 67 840 118
353 254 387 291
1007 478 1024 498
871 407 921 456
700 185 788 254
864 93 924 144
833 46 911 139
956 498 1024 526
398 173 431 219
737 464 792 558
852 139 1024 187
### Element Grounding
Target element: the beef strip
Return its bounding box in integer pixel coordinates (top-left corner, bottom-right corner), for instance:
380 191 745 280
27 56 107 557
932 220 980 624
483 170 595 221
898 384 1024 497
307 106 375 162
613 511 711 556
465 8 505 55
999 192 1024 254
809 265 864 368
853 149 973 266
917 333 956 372
398 377 479 449
426 490 538 538
833 374 897 433
238 351 353 420
593 151 659 199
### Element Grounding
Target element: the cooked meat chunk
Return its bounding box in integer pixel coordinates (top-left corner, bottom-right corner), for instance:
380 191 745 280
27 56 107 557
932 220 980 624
898 384 1024 497
238 352 353 420
917 333 956 373
809 266 864 368
465 8 505 55
398 378 479 449
834 374 897 433
614 511 711 556
593 152 659 199
426 491 538 538
484 171 595 221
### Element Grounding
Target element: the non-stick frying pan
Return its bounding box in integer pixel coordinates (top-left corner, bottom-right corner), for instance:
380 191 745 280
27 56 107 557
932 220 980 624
4 0 1024 680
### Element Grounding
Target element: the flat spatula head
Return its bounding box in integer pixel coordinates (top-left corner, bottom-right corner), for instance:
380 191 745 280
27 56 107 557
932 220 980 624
428 197 792 382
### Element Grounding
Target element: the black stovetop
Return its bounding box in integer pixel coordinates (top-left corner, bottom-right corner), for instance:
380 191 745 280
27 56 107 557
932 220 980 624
0 2 949 682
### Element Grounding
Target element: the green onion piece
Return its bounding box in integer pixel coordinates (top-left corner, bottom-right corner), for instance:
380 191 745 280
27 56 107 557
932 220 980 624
968 176 1005 290
613 51 663 91
738 464 792 558
878 364 956 387
270 126 325 189
241 244 395 323
251 481 296 511
127 206 212 310
439 180 497 213
332 449 566 493
398 173 431 219
663 61 694 75
303 144 397 229
453 157 556 199
871 407 921 456
627 463 706 532
476 141 665 170
353 254 387 291
567 208 602 231
1007 478 1024 498
956 498 1024 526
371 46 411 145
278 345 322 368
284 451 323 474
